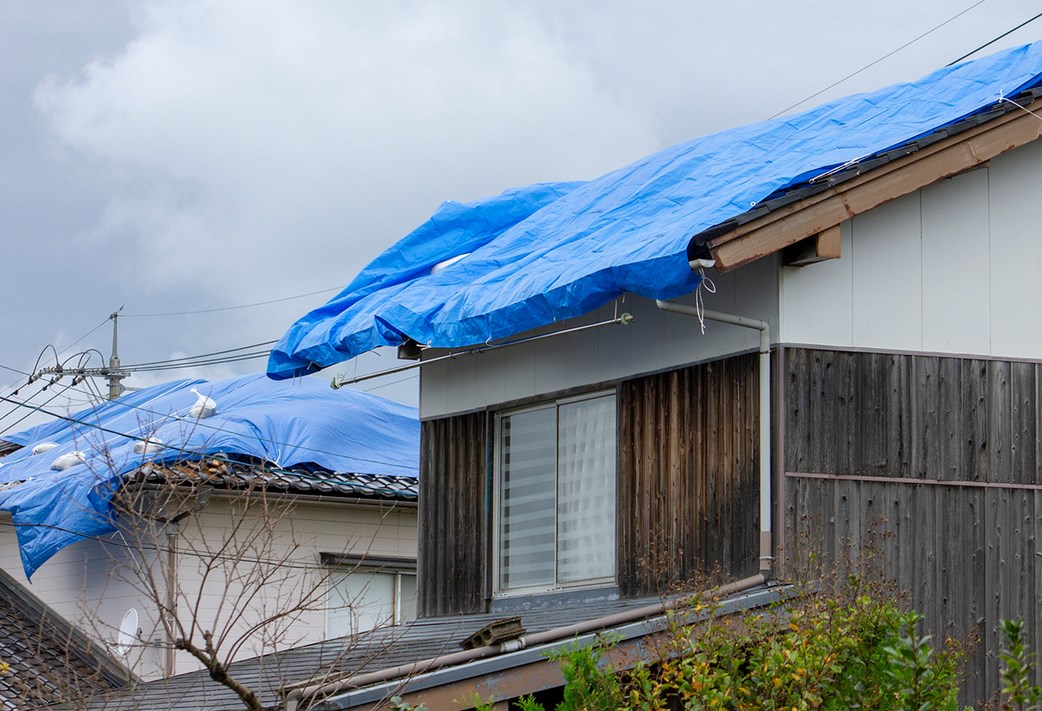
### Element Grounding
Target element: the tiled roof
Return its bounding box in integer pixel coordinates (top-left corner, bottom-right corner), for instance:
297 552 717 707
68 582 789 710
129 458 419 503
0 442 418 504
0 567 128 709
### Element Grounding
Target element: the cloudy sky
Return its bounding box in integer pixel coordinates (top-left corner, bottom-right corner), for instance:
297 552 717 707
1 0 1039 426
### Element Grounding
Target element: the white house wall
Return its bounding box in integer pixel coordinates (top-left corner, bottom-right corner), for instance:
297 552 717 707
780 139 1042 357
0 512 167 678
168 497 416 677
419 256 779 419
0 498 417 682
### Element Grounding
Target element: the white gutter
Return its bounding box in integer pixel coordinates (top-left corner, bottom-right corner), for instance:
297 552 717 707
655 260 772 575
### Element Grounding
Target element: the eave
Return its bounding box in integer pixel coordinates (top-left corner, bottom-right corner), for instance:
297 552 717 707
698 92 1042 272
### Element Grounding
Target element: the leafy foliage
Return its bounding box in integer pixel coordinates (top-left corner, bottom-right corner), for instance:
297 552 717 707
514 583 968 710
999 618 1042 711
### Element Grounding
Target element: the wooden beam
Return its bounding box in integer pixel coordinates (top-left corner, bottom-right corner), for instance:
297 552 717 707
782 224 841 267
705 99 1042 271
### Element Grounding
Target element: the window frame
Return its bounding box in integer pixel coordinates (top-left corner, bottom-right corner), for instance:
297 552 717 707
491 389 618 597
321 553 417 636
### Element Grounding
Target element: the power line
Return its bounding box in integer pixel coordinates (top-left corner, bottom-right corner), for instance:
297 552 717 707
58 316 112 357
769 0 989 119
0 387 414 473
0 514 413 572
122 287 343 318
116 341 277 370
0 364 30 377
947 9 1042 65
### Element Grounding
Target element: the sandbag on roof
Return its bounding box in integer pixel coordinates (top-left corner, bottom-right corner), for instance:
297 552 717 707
0 373 419 578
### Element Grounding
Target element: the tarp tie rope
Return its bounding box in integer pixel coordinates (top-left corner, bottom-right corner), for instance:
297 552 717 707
997 93 1042 123
694 267 717 335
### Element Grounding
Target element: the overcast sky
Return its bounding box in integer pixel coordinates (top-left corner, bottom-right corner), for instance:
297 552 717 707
1 0 1039 427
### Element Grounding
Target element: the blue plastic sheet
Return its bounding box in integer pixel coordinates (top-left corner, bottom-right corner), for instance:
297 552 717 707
268 41 1042 380
0 373 419 578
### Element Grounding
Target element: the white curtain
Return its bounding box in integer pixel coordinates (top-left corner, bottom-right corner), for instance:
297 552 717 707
556 396 616 584
498 407 557 590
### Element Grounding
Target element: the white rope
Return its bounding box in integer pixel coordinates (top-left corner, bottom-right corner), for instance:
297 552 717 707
694 267 717 335
997 94 1042 123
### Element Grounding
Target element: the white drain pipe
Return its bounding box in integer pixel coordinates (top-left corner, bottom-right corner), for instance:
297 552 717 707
655 277 772 575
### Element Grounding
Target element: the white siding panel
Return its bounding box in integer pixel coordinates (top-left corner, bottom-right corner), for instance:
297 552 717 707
780 220 854 346
0 498 417 682
921 169 991 354
989 140 1042 358
851 194 924 350
779 139 1042 359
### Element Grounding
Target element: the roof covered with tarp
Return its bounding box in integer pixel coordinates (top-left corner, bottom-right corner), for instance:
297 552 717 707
0 373 419 578
268 41 1042 380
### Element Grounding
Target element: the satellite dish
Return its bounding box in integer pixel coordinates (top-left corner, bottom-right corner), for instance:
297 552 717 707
116 608 139 658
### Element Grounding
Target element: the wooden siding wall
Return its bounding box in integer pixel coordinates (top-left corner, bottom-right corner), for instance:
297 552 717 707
785 347 1042 702
418 412 488 617
619 354 760 596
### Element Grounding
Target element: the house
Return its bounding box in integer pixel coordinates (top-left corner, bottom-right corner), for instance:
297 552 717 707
264 40 1042 705
65 576 787 710
0 372 420 688
0 565 128 708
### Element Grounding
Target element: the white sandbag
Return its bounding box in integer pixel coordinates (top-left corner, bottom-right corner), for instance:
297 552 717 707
133 437 163 454
50 451 86 471
188 387 217 419
31 442 59 455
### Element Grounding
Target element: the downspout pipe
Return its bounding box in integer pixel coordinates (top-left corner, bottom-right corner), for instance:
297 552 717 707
282 574 766 711
655 276 773 577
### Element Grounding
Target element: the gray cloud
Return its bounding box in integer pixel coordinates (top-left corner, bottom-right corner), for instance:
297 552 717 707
1 0 1040 423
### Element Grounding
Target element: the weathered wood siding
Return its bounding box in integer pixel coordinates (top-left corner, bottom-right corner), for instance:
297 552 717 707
418 412 488 617
785 347 1042 702
619 354 760 596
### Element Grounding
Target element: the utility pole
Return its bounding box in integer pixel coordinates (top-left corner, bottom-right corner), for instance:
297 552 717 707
106 308 128 400
35 306 130 400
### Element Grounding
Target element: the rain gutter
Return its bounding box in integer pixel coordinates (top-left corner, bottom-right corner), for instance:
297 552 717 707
282 574 766 710
655 261 773 575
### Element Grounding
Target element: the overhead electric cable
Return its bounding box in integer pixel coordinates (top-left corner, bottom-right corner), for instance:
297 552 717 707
117 351 272 374
0 518 413 571
0 364 30 377
947 10 1042 65
57 316 112 357
0 390 414 472
122 287 343 318
115 341 277 370
0 380 82 437
769 0 989 118
361 373 419 393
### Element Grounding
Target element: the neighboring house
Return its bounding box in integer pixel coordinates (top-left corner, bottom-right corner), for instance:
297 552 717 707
68 577 786 710
0 373 419 688
0 565 128 708
263 41 1042 706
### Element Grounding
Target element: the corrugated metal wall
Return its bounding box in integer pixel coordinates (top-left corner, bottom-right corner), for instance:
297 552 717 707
785 347 1042 702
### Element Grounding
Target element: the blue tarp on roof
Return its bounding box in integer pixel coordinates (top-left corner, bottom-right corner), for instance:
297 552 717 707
0 373 419 578
268 42 1042 380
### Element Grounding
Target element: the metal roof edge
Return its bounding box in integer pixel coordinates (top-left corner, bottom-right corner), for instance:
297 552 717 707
688 85 1042 259
317 582 796 710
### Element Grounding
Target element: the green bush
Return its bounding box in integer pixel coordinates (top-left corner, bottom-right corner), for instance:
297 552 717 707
517 584 967 710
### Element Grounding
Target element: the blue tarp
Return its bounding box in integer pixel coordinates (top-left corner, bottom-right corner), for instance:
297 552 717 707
268 41 1042 380
0 373 419 578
